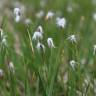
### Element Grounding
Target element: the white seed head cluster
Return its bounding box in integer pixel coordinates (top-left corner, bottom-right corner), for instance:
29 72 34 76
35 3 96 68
32 25 57 53
14 7 21 22
56 17 66 28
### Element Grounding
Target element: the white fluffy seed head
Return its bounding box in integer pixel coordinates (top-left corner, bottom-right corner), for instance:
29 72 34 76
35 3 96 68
32 26 43 41
36 10 44 19
47 38 55 48
14 7 21 22
37 25 43 33
8 62 15 73
2 38 7 45
36 42 45 53
0 28 3 37
32 31 43 41
56 17 66 28
45 11 54 20
70 60 76 70
24 18 32 25
68 35 77 43
67 5 73 13
14 7 21 16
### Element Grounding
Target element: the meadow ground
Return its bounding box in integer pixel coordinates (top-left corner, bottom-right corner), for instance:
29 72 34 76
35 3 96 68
0 0 96 96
